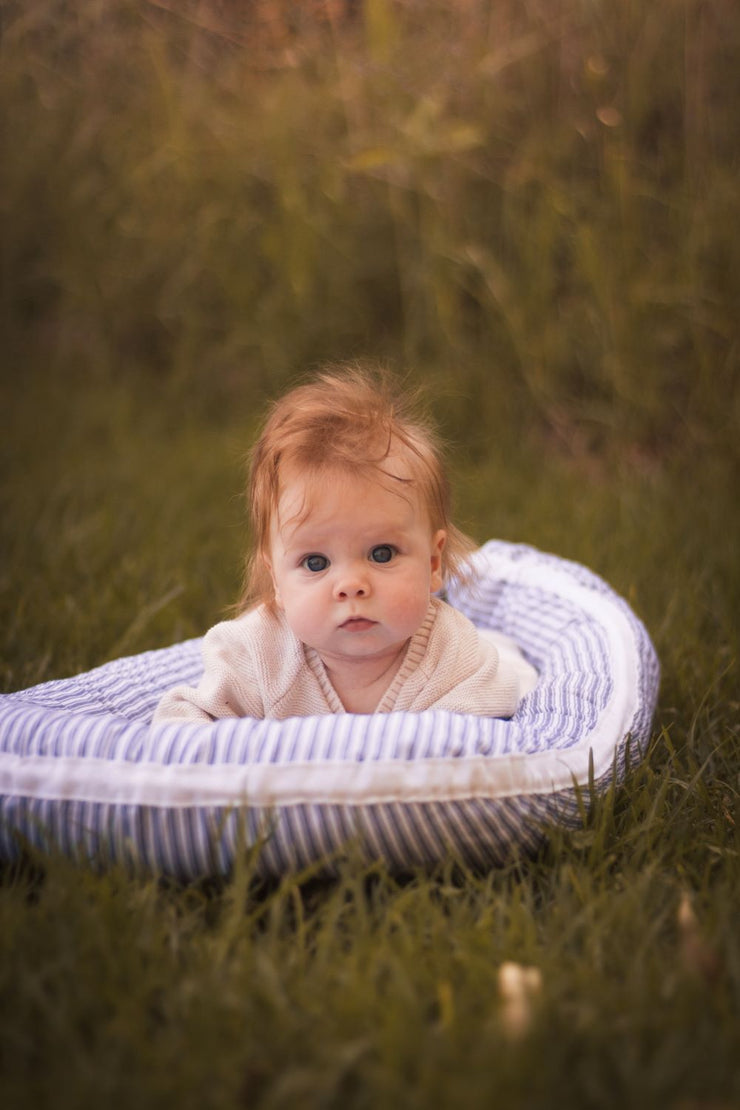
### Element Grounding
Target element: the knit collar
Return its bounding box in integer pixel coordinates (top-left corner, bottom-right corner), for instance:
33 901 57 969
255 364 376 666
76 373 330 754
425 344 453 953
303 598 439 714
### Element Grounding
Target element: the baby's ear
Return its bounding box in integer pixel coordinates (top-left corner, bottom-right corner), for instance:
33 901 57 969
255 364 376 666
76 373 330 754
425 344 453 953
430 529 446 593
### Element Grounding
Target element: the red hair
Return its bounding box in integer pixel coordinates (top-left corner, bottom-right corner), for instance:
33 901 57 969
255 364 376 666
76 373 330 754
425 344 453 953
239 364 476 611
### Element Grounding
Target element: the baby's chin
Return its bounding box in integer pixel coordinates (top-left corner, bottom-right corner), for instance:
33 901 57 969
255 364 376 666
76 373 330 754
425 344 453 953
314 635 411 664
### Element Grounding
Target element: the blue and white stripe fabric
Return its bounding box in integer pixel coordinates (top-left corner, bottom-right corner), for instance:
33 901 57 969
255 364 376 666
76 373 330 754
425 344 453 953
0 542 660 879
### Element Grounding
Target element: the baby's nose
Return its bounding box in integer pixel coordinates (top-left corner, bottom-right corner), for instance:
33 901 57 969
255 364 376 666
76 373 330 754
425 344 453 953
334 566 369 598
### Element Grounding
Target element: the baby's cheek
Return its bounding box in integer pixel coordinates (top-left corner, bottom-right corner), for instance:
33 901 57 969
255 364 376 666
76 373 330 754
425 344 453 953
285 597 319 638
388 587 430 630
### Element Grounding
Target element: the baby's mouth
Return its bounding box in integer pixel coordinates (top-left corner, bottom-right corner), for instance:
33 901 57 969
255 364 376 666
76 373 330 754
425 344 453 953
340 617 377 632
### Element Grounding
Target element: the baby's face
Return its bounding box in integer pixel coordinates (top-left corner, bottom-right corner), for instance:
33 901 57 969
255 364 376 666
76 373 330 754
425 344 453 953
266 465 446 673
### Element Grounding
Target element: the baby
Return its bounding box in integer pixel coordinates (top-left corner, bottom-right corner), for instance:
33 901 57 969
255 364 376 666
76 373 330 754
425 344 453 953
154 366 536 722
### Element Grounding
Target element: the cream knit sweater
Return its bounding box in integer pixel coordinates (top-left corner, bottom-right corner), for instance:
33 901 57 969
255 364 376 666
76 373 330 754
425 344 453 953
153 598 536 722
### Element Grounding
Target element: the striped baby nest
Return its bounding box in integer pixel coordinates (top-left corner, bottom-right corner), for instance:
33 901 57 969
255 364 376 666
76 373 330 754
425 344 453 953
0 542 660 879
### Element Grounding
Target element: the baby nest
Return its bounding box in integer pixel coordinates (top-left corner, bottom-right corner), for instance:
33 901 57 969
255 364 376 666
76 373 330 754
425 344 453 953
0 542 660 879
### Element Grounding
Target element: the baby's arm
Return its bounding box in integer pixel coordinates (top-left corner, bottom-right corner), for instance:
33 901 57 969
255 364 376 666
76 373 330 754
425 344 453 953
478 628 538 698
152 615 265 722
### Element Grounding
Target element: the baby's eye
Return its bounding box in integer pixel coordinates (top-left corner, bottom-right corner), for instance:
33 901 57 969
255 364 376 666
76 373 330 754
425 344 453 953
370 545 396 564
302 554 329 573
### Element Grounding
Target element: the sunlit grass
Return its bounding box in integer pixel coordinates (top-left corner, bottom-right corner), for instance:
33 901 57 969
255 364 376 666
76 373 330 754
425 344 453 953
1 1 739 1106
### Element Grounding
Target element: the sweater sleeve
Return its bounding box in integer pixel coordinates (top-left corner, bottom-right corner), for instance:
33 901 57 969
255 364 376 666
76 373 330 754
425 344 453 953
390 600 536 718
152 610 269 722
478 628 538 698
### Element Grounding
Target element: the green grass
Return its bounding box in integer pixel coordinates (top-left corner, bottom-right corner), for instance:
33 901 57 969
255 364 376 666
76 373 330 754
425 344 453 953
1 1 739 1106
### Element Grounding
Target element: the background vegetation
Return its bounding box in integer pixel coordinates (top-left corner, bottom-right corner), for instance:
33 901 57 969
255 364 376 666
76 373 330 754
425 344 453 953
1 1 738 1106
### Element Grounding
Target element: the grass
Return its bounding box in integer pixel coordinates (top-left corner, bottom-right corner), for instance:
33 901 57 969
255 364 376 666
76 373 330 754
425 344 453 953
1 0 739 1106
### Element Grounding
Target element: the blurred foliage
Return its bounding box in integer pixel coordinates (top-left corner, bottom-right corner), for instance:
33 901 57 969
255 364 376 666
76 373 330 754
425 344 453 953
1 0 738 456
